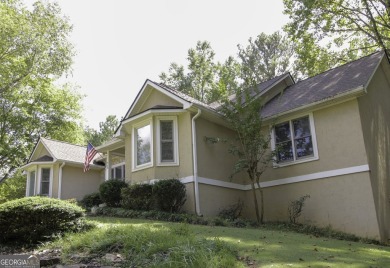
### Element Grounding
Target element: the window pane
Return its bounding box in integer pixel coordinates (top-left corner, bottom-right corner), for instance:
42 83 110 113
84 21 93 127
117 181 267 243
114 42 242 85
161 141 174 161
115 166 122 178
29 171 35 196
275 122 291 143
161 121 173 140
137 125 151 165
42 168 50 182
41 168 50 195
276 141 294 162
295 137 314 159
293 117 311 138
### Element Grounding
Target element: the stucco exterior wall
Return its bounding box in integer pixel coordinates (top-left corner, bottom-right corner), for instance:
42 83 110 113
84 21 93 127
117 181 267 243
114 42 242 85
262 99 368 181
196 117 249 184
198 184 247 216
358 59 390 243
61 165 103 200
258 172 379 239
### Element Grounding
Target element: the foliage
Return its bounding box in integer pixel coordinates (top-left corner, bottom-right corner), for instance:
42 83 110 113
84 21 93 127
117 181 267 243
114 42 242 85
160 41 220 103
79 192 102 209
153 179 186 213
220 74 275 224
237 31 294 82
85 115 119 146
283 0 388 78
218 199 244 221
288 194 310 224
121 183 154 211
0 170 26 204
0 196 89 244
49 221 241 268
99 179 127 207
0 0 84 183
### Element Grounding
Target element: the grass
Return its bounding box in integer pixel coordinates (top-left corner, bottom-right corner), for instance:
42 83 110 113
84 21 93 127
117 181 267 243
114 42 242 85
40 217 390 267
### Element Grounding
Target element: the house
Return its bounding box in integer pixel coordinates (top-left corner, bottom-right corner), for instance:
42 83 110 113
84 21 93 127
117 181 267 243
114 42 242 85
23 137 104 200
23 51 390 243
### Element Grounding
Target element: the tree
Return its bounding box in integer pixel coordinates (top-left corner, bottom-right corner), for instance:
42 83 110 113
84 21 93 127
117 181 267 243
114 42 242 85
283 0 390 77
160 41 220 104
85 115 119 147
220 75 275 224
0 0 83 183
237 31 294 82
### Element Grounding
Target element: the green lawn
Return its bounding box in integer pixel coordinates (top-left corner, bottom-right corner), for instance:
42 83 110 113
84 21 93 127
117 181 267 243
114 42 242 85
45 217 390 268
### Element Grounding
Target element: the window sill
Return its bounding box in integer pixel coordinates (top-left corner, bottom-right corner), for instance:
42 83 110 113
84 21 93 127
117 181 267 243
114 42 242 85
132 163 153 172
157 162 179 167
273 156 319 168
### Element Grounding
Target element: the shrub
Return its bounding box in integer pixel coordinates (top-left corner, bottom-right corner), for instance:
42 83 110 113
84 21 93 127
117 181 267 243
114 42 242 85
218 199 244 221
121 184 153 210
80 192 102 209
0 196 88 244
153 179 186 213
288 194 310 224
99 179 127 207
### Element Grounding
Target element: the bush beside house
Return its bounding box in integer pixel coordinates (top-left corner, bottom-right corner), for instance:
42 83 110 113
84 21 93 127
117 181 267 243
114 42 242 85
0 197 89 244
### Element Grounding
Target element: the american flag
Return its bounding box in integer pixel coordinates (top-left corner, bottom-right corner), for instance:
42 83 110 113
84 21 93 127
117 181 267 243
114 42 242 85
84 142 98 172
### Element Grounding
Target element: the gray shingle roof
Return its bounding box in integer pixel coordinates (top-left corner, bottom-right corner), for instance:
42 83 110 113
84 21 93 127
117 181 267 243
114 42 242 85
38 137 100 165
261 51 384 118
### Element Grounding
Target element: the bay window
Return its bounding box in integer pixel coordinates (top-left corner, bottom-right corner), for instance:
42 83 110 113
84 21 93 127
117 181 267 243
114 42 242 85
40 168 51 196
132 119 153 170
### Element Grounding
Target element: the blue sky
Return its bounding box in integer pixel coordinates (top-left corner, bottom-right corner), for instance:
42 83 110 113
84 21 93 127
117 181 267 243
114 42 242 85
34 0 288 128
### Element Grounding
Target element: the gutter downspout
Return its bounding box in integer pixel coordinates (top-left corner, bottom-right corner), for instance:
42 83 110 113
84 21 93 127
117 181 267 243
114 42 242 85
192 108 202 216
58 162 65 199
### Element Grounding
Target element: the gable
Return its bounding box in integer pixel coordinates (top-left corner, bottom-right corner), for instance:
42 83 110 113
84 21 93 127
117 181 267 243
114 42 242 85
135 88 183 115
29 141 53 162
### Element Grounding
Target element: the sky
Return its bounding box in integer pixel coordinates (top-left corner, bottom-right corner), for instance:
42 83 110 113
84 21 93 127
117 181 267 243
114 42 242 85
37 0 289 129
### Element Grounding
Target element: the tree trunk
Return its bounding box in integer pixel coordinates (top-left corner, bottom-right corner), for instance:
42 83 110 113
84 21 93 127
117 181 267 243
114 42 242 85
250 181 260 223
256 181 264 224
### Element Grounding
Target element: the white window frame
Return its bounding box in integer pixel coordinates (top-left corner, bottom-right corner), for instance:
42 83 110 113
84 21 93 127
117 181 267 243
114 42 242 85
111 162 126 179
26 168 37 196
37 166 53 197
271 113 319 167
132 119 154 171
156 116 179 166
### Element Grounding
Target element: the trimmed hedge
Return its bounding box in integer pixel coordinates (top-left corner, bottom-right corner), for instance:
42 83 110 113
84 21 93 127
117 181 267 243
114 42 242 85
153 179 186 213
121 184 153 210
0 196 89 244
99 179 127 207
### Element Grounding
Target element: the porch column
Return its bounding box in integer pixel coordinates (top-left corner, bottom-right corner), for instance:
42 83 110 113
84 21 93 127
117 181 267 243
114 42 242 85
105 151 112 181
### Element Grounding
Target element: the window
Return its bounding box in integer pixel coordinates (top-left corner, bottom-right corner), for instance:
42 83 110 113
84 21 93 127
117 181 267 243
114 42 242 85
273 114 318 165
157 116 179 165
132 119 153 170
28 171 36 196
40 168 50 196
111 164 125 179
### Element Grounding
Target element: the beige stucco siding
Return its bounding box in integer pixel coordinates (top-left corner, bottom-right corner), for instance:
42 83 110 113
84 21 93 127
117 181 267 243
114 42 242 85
258 172 379 239
138 89 182 112
198 184 247 216
61 166 103 200
262 99 368 182
358 59 390 243
196 118 249 184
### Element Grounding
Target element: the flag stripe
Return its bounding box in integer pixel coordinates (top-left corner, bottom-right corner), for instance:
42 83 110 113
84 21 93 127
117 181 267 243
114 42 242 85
84 142 98 172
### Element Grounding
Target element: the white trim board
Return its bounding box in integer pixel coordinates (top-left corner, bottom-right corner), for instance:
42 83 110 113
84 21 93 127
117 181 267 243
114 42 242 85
179 164 370 191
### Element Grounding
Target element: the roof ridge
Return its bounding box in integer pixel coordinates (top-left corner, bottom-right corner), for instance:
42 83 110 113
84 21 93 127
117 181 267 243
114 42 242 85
41 137 86 148
293 50 383 86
